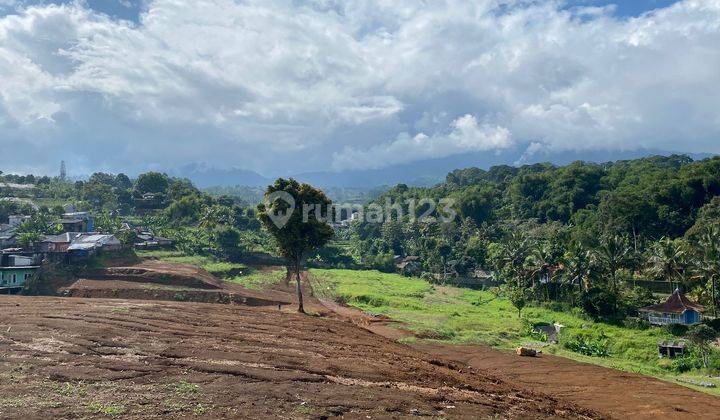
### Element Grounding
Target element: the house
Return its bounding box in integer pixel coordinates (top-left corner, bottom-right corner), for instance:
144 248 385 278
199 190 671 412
67 234 122 256
396 256 421 276
0 225 17 248
0 266 38 290
7 215 30 227
38 232 82 253
0 251 40 292
639 289 705 326
60 212 94 233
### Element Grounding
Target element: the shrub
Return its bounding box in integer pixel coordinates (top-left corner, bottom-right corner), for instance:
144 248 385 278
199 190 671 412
671 356 702 373
702 318 720 333
664 323 688 336
364 253 396 273
581 287 620 319
562 331 611 357
623 318 650 330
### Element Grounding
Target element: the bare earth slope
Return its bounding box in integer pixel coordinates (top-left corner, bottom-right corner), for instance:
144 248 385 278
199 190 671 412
318 298 720 420
0 296 596 419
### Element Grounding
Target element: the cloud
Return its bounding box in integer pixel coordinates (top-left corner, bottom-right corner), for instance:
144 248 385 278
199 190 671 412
332 115 512 170
0 0 719 175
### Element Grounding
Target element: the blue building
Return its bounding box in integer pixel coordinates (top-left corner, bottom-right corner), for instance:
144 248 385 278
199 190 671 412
639 289 704 326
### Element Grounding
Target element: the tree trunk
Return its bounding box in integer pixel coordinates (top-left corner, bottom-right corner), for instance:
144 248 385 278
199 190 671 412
713 276 717 318
295 261 305 314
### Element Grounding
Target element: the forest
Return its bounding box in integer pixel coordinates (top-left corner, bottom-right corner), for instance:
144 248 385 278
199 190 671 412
344 155 720 320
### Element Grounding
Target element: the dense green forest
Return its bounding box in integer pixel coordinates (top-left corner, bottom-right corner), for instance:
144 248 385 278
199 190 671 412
346 155 720 319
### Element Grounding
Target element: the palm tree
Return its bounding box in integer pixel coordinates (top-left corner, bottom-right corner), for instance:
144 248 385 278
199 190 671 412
563 246 594 293
593 234 631 291
647 237 688 291
693 226 720 316
499 231 533 288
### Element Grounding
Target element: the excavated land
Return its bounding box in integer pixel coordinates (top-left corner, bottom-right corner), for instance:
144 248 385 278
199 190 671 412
57 260 290 307
17 262 720 418
0 296 596 419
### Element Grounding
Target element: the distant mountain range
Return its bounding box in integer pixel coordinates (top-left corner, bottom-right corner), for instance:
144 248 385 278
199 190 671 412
174 149 715 190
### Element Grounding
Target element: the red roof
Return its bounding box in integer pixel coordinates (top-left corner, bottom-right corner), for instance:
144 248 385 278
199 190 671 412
639 289 705 314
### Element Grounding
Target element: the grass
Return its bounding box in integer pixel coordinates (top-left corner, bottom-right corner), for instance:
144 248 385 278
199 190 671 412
226 268 286 290
167 380 200 396
135 250 248 278
86 402 127 416
55 382 88 397
310 268 720 396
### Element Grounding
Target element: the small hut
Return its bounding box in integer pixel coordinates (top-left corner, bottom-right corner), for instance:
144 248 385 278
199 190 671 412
638 289 704 326
657 340 686 359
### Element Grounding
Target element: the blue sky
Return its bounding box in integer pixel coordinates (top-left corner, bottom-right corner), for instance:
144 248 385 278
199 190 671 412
570 0 680 16
1 0 718 175
1 1 682 20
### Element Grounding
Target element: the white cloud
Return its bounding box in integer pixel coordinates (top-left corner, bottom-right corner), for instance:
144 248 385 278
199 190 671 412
332 115 512 170
0 0 719 175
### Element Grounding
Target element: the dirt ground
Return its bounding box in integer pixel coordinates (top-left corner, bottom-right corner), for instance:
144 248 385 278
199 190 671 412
21 261 720 418
319 299 720 420
58 261 291 307
0 296 595 419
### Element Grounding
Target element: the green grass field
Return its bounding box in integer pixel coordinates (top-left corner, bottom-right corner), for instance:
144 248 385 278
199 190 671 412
309 268 720 396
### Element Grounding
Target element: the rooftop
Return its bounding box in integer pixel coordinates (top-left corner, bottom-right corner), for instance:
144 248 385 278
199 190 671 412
639 289 705 314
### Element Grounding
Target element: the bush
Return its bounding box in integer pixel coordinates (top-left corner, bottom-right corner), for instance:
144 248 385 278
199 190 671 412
364 253 396 273
562 331 611 357
664 323 689 336
581 287 620 318
671 356 702 373
702 318 720 333
623 318 650 330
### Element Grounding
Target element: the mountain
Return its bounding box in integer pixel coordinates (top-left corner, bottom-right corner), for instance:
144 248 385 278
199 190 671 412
178 149 715 190
171 164 271 188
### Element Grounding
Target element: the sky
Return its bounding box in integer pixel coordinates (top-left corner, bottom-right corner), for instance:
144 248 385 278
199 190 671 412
1 0 719 177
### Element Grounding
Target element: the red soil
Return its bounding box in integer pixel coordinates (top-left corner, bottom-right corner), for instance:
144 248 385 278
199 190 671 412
0 296 596 419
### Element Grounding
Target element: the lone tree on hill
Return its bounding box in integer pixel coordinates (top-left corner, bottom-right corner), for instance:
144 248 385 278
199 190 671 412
257 178 334 313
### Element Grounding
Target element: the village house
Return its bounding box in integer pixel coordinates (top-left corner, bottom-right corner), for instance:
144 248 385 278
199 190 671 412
38 232 82 253
395 256 421 276
59 212 94 233
67 233 122 258
0 215 31 249
0 251 40 293
639 289 705 326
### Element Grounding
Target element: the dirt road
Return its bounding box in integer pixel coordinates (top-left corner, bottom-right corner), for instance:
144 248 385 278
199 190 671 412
0 296 594 419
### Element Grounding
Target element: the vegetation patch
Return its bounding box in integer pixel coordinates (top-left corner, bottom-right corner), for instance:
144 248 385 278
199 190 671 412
86 402 127 416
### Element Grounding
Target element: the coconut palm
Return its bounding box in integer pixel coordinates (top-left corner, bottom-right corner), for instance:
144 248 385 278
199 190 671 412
563 246 594 293
647 237 689 291
593 234 632 291
692 225 720 316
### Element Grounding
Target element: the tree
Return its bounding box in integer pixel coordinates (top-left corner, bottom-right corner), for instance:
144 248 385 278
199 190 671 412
686 324 717 369
692 226 720 316
647 237 688 291
135 172 169 195
508 286 527 318
593 234 631 291
257 178 334 313
563 246 594 293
